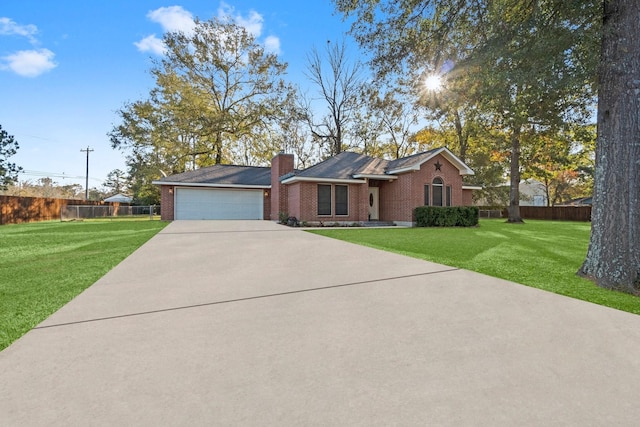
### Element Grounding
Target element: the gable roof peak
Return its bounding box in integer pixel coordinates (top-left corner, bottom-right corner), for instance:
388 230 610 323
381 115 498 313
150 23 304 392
387 147 474 176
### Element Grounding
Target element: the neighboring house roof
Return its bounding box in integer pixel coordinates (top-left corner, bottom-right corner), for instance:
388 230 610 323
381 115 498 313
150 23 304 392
103 193 132 203
153 164 271 188
557 196 592 206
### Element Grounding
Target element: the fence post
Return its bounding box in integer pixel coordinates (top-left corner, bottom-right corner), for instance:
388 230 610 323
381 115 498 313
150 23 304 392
150 205 153 220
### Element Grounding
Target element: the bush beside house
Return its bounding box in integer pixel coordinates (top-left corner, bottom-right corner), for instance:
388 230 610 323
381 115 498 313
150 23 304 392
414 206 479 227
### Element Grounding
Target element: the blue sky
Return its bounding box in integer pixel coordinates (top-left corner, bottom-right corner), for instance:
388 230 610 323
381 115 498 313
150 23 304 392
1 1 356 189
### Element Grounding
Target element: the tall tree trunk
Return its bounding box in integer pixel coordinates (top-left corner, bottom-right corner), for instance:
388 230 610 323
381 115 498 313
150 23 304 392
507 127 524 223
215 132 223 164
453 110 468 163
578 0 640 294
335 122 342 155
544 175 551 207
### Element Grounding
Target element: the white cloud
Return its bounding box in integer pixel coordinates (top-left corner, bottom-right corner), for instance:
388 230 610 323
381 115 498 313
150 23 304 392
134 34 166 55
2 48 57 77
136 4 280 57
236 10 263 37
217 2 263 37
136 6 195 56
264 35 281 55
0 17 38 44
147 6 195 34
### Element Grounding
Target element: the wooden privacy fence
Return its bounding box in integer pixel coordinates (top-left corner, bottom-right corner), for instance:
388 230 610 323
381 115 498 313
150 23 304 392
0 196 109 225
478 205 592 221
519 206 592 221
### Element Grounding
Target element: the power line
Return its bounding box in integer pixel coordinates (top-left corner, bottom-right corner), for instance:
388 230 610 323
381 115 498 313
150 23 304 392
18 170 103 183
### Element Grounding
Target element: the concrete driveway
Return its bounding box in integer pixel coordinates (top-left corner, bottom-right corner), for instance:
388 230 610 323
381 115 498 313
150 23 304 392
2 220 640 426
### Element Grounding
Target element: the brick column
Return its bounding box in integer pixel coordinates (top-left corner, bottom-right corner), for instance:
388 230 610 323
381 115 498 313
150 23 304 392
270 153 294 220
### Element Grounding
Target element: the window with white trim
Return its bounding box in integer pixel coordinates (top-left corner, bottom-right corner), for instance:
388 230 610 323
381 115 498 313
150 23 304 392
432 177 444 206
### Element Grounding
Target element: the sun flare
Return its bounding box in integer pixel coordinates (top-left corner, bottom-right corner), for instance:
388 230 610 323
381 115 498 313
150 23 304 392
424 74 443 91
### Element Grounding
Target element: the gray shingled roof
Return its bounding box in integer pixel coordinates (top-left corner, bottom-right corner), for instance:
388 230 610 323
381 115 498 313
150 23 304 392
293 152 385 179
155 147 471 187
386 148 440 171
285 148 446 180
157 164 271 186
356 157 390 175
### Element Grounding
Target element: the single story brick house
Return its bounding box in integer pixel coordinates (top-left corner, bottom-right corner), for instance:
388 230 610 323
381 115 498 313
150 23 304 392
154 147 478 226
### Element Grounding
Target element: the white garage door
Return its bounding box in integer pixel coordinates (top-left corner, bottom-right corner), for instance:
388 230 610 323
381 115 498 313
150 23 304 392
175 188 264 220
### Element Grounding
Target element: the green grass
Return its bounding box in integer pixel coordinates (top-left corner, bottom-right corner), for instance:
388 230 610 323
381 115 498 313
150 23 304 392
0 220 168 351
310 219 640 315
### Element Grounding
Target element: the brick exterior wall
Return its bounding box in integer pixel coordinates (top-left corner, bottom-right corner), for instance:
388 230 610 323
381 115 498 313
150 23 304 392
263 190 271 220
286 183 301 218
378 153 465 223
462 189 474 206
160 185 174 221
290 182 368 223
270 153 295 220
281 154 470 224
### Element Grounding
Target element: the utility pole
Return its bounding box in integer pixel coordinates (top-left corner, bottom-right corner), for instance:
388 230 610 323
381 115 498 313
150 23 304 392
80 146 94 200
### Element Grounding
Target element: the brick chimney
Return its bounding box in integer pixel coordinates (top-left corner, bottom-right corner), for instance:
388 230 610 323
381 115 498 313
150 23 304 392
270 152 294 220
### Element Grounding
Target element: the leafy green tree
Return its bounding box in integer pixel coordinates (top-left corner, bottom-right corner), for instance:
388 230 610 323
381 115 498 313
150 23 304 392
103 169 129 195
110 17 293 198
0 125 23 190
87 187 109 201
334 0 599 223
522 126 595 206
125 152 162 205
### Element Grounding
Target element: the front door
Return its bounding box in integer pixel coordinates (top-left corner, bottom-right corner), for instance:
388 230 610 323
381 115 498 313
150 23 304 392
368 187 379 220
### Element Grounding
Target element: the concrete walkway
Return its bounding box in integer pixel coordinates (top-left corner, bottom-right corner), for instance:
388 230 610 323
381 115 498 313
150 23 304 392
2 220 640 426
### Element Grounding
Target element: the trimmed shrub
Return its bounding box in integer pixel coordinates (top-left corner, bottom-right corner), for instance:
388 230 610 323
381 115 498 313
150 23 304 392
278 211 289 224
414 206 479 227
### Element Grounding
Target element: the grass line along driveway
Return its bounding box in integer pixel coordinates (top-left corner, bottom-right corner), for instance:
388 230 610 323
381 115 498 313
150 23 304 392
310 219 640 315
0 220 168 351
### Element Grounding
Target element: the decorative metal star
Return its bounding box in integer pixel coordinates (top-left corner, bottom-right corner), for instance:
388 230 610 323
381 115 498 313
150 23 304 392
434 161 442 171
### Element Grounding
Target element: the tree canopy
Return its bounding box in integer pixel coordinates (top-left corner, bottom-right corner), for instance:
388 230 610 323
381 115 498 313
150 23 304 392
109 17 294 202
0 125 23 190
335 0 600 222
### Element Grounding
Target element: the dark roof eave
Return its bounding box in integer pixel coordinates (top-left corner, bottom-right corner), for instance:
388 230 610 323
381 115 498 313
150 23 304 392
151 180 271 189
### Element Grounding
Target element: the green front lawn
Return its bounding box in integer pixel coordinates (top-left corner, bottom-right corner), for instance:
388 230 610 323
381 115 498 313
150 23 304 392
0 220 168 351
310 219 640 315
